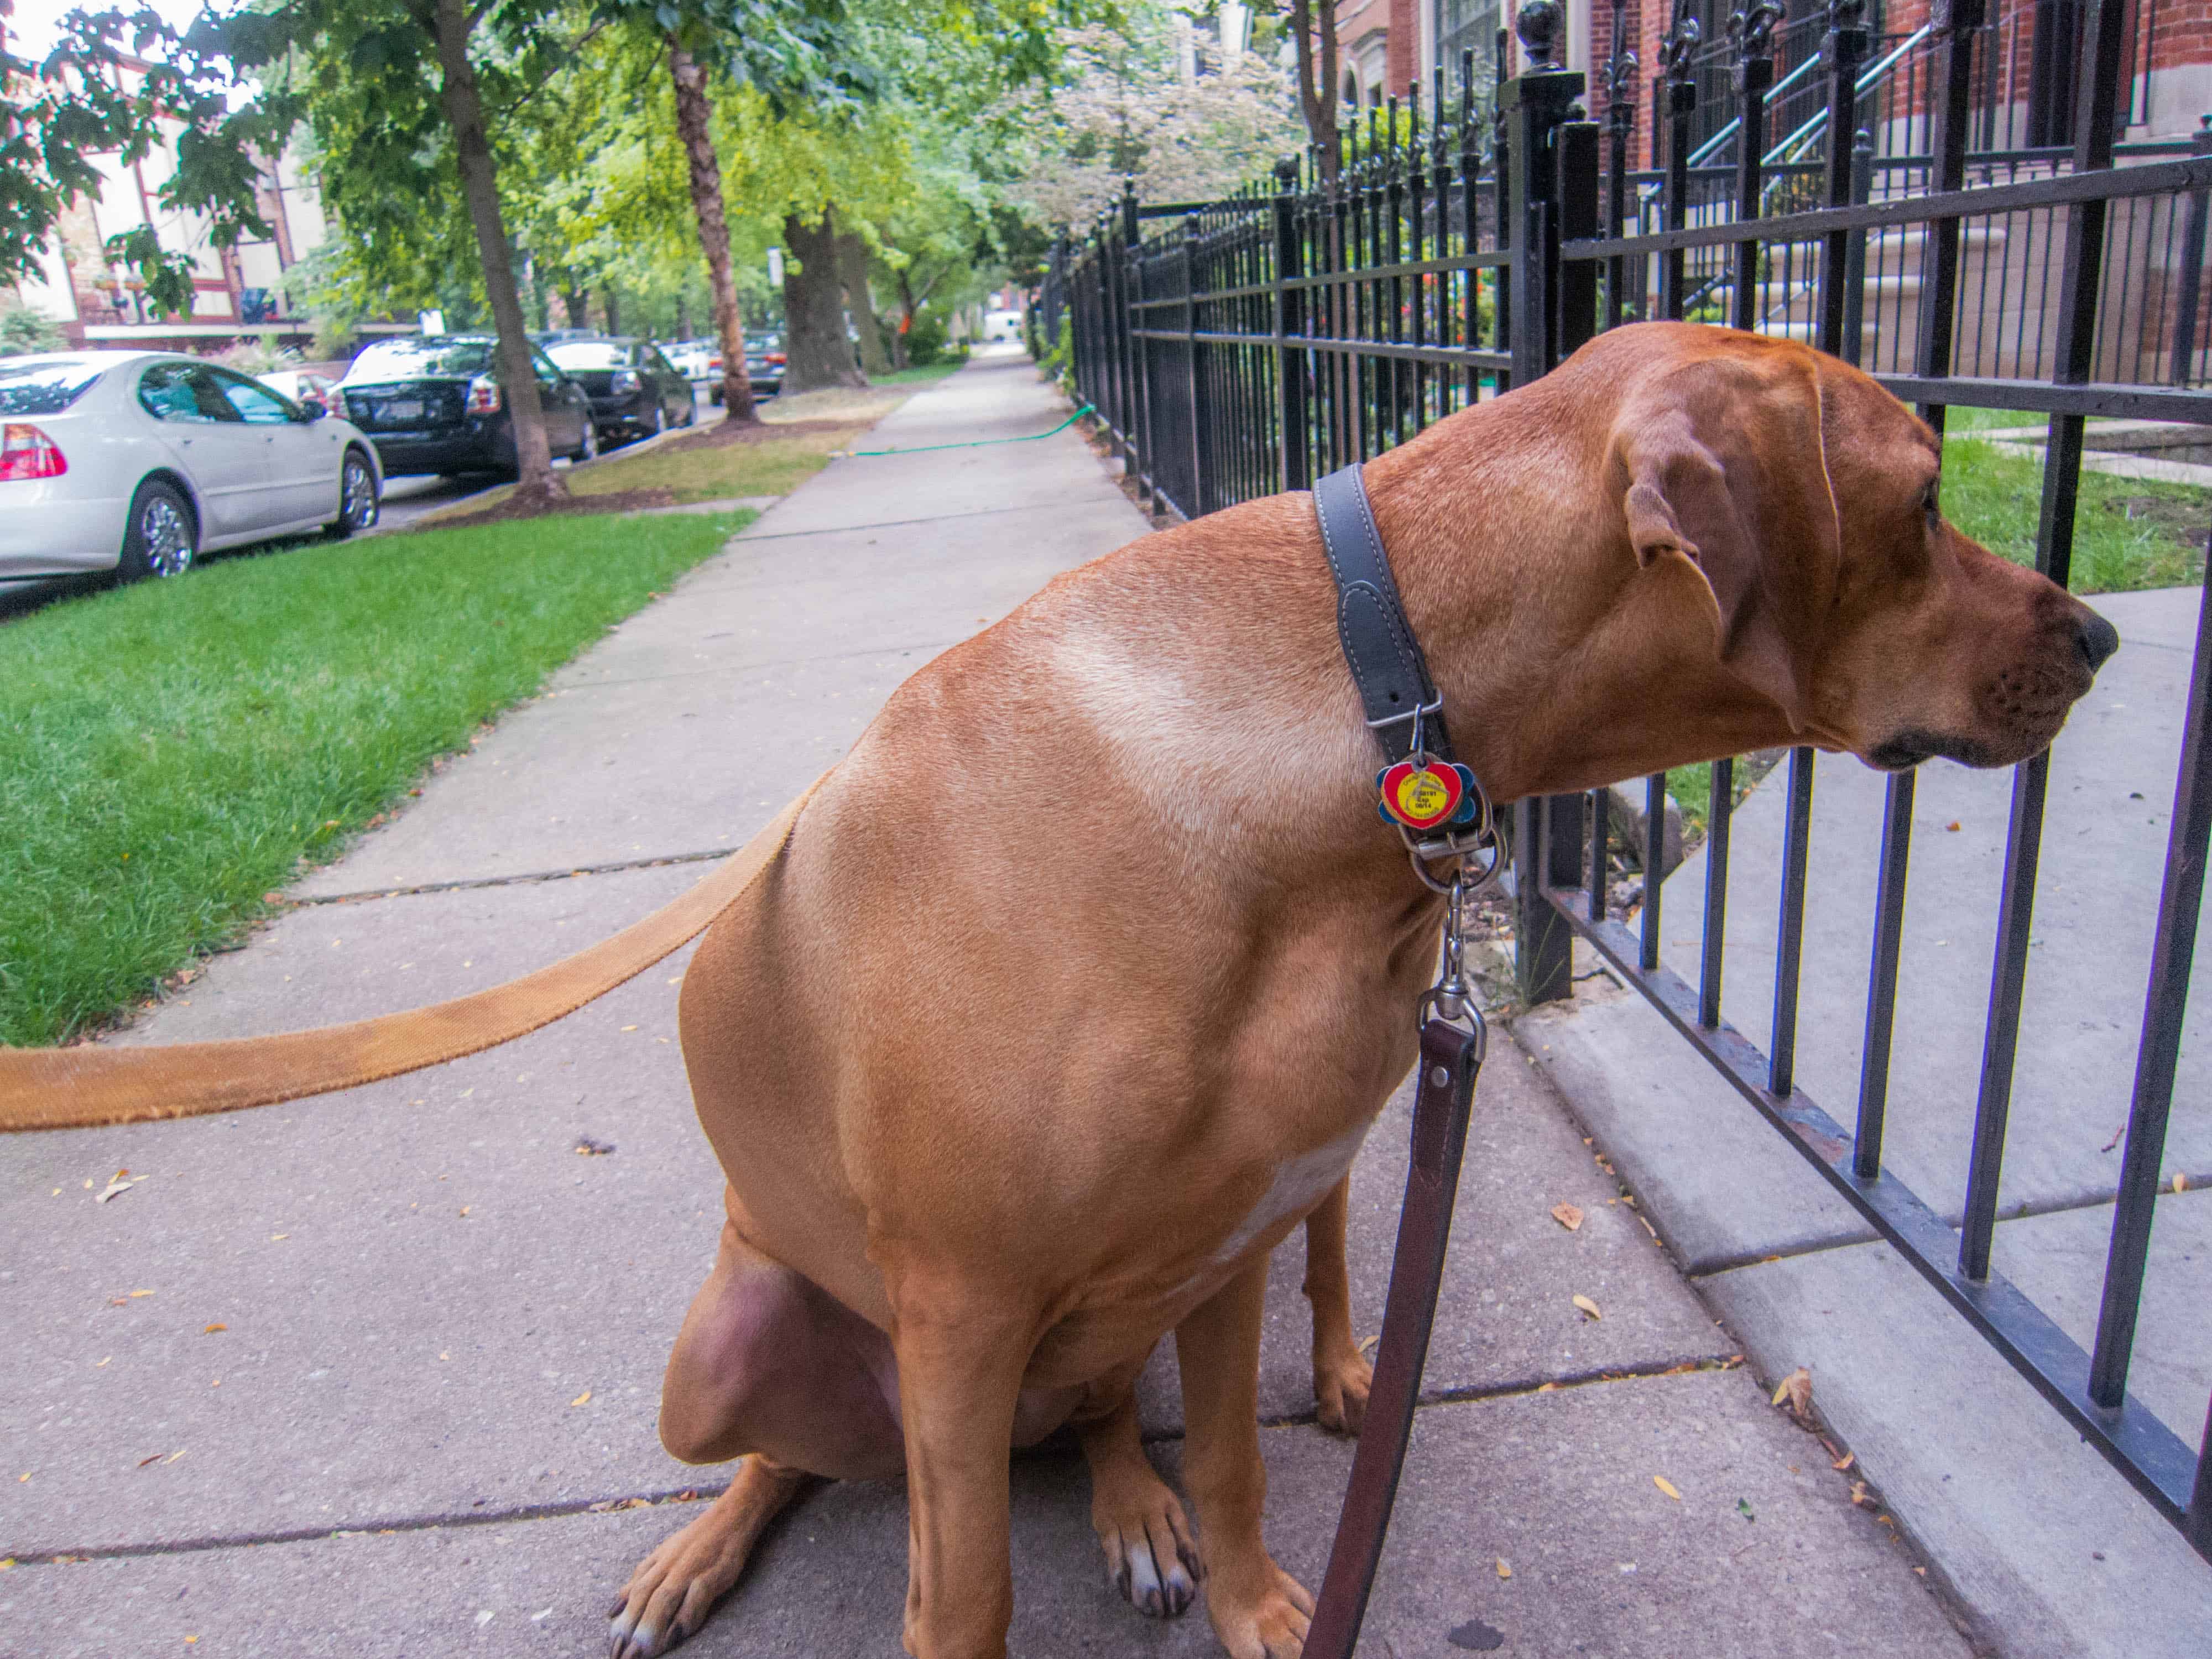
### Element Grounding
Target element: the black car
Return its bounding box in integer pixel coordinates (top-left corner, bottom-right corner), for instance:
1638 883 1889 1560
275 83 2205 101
743 332 785 397
336 336 596 478
544 337 695 444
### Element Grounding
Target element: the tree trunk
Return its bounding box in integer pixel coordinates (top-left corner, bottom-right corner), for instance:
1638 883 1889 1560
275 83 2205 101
530 261 550 330
781 207 867 394
668 39 759 424
601 285 620 335
1290 0 1341 187
676 294 692 338
838 232 893 376
430 0 561 504
564 280 587 327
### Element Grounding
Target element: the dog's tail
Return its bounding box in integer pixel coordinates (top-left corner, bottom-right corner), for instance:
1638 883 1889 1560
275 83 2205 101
0 780 823 1134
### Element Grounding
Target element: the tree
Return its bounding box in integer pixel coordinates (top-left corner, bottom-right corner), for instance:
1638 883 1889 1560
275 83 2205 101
1285 0 1340 185
1009 17 1305 225
1 3 298 312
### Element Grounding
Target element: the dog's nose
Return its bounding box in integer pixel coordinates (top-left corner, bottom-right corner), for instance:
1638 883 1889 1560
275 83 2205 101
2075 611 2121 674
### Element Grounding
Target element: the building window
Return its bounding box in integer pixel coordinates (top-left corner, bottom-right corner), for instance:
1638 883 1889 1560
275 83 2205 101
1434 0 1501 100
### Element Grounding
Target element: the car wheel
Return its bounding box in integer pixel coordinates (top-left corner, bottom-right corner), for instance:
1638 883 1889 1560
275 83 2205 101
576 421 599 463
117 479 197 582
325 448 380 539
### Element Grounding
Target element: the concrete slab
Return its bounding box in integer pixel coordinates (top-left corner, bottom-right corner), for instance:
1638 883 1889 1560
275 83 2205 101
3 1371 1967 1659
1701 1240 2212 1658
1603 586 2209 1239
297 359 1145 895
4 865 727 1559
1136 1040 1737 1434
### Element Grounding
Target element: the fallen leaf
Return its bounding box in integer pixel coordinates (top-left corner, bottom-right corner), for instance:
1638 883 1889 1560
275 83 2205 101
1653 1475 1682 1501
1849 1479 1873 1507
95 1357 111 1368
165 1449 186 1464
1832 1451 1855 1472
1535 1381 1558 1392
16 1473 27 1483
1550 1202 1584 1232
1357 1333 1379 1359
1736 1498 1755 1522
1572 1294 1601 1321
439 1350 451 1361
269 1234 288 1243
570 1389 592 1407
1771 1366 1814 1426
573 1137 616 1156
620 1024 639 1033
2177 1172 2190 1193
1495 1558 1512 1579
137 1454 163 1468
203 1323 226 1334
127 1289 155 1298
185 1639 198 1646
1945 821 1962 832
95 1174 145 1203
458 1206 471 1218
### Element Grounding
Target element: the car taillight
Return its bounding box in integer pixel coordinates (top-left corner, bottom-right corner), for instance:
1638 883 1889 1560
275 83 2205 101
766 353 786 366
707 357 722 372
466 375 502 415
0 422 66 481
611 368 640 394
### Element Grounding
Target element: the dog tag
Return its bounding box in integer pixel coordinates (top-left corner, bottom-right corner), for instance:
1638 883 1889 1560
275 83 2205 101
1376 759 1464 832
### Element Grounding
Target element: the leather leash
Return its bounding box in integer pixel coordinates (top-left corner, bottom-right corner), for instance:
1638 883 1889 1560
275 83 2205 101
1303 462 1495 1659
0 780 821 1133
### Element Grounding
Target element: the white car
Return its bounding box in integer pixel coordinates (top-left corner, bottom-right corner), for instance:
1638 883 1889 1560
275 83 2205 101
0 349 383 589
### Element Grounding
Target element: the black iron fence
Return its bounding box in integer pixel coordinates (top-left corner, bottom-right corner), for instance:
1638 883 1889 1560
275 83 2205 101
1042 0 2210 1564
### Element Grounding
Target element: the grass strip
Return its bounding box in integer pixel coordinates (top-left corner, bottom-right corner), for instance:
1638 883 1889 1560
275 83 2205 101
1941 434 2209 594
0 510 751 1048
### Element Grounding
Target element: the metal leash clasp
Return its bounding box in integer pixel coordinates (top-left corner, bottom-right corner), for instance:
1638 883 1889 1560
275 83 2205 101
1416 871 1487 1059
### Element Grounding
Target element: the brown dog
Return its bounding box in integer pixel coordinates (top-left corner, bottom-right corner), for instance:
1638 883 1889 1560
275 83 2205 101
604 322 2116 1659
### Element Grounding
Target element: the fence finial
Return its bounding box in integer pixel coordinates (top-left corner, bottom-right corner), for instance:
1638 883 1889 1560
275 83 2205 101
1516 0 1564 73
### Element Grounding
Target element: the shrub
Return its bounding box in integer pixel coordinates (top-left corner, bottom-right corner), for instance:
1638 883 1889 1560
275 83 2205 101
0 306 66 356
903 312 958 367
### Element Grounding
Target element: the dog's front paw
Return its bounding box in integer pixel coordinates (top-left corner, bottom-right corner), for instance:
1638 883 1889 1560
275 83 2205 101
1313 1342 1373 1437
1205 1557 1315 1659
1093 1474 1201 1616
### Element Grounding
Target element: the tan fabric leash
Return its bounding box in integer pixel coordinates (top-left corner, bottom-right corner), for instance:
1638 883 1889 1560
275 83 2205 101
0 780 822 1134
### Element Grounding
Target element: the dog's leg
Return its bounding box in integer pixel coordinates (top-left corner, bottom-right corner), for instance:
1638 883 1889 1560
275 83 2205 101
608 1454 807 1659
610 1209 905 1658
1302 1177 1372 1435
1073 1368 1201 1618
887 1270 1036 1659
1178 1259 1313 1659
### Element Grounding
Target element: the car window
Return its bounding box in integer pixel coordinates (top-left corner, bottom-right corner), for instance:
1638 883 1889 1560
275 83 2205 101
348 338 495 380
206 366 296 424
646 347 675 376
530 347 564 385
0 358 103 414
138 363 238 423
547 342 629 372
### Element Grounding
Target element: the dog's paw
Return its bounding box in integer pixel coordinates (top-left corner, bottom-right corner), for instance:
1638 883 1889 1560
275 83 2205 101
1095 1480 1201 1618
1205 1557 1315 1659
1313 1342 1373 1437
608 1462 801 1659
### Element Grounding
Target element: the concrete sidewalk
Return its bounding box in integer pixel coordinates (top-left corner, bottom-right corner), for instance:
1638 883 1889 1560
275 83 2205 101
1522 587 2212 1655
4 349 1962 1657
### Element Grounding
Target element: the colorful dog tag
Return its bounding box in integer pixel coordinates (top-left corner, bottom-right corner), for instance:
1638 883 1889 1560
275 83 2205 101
1377 759 1464 832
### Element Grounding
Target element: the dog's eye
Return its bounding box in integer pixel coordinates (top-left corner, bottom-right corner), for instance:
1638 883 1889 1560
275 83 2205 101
1921 481 1941 521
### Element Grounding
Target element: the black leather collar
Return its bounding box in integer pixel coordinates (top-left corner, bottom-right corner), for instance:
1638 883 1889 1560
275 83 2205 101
1312 462 1453 765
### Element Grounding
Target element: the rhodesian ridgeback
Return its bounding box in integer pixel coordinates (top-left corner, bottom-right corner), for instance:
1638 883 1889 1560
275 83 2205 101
605 322 2118 1658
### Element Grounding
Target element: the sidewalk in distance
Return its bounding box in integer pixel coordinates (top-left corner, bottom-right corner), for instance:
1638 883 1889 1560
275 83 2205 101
3 351 1968 1656
1519 588 2212 1656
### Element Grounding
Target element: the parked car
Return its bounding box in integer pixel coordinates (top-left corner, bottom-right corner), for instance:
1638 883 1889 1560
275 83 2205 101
336 336 594 478
0 350 383 588
742 331 785 398
658 338 717 382
544 337 695 444
257 368 336 415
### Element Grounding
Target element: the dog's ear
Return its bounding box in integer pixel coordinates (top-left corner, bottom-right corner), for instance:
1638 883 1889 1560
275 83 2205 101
1613 354 1840 732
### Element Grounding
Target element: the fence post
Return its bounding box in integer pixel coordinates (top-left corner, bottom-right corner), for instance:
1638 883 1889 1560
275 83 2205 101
1728 2 1781 332
1273 158 1310 493
1182 212 1204 517
1502 0 1587 1008
1658 0 1699 319
1815 0 1869 355
1841 130 1873 364
1602 0 1636 328
2171 114 2212 387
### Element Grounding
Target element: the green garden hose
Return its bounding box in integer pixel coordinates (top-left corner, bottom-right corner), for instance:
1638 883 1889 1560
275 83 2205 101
832 403 1095 458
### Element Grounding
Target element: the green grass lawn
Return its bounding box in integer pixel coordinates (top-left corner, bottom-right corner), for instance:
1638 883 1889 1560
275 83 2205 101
1941 434 2209 593
871 359 968 386
0 509 751 1048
